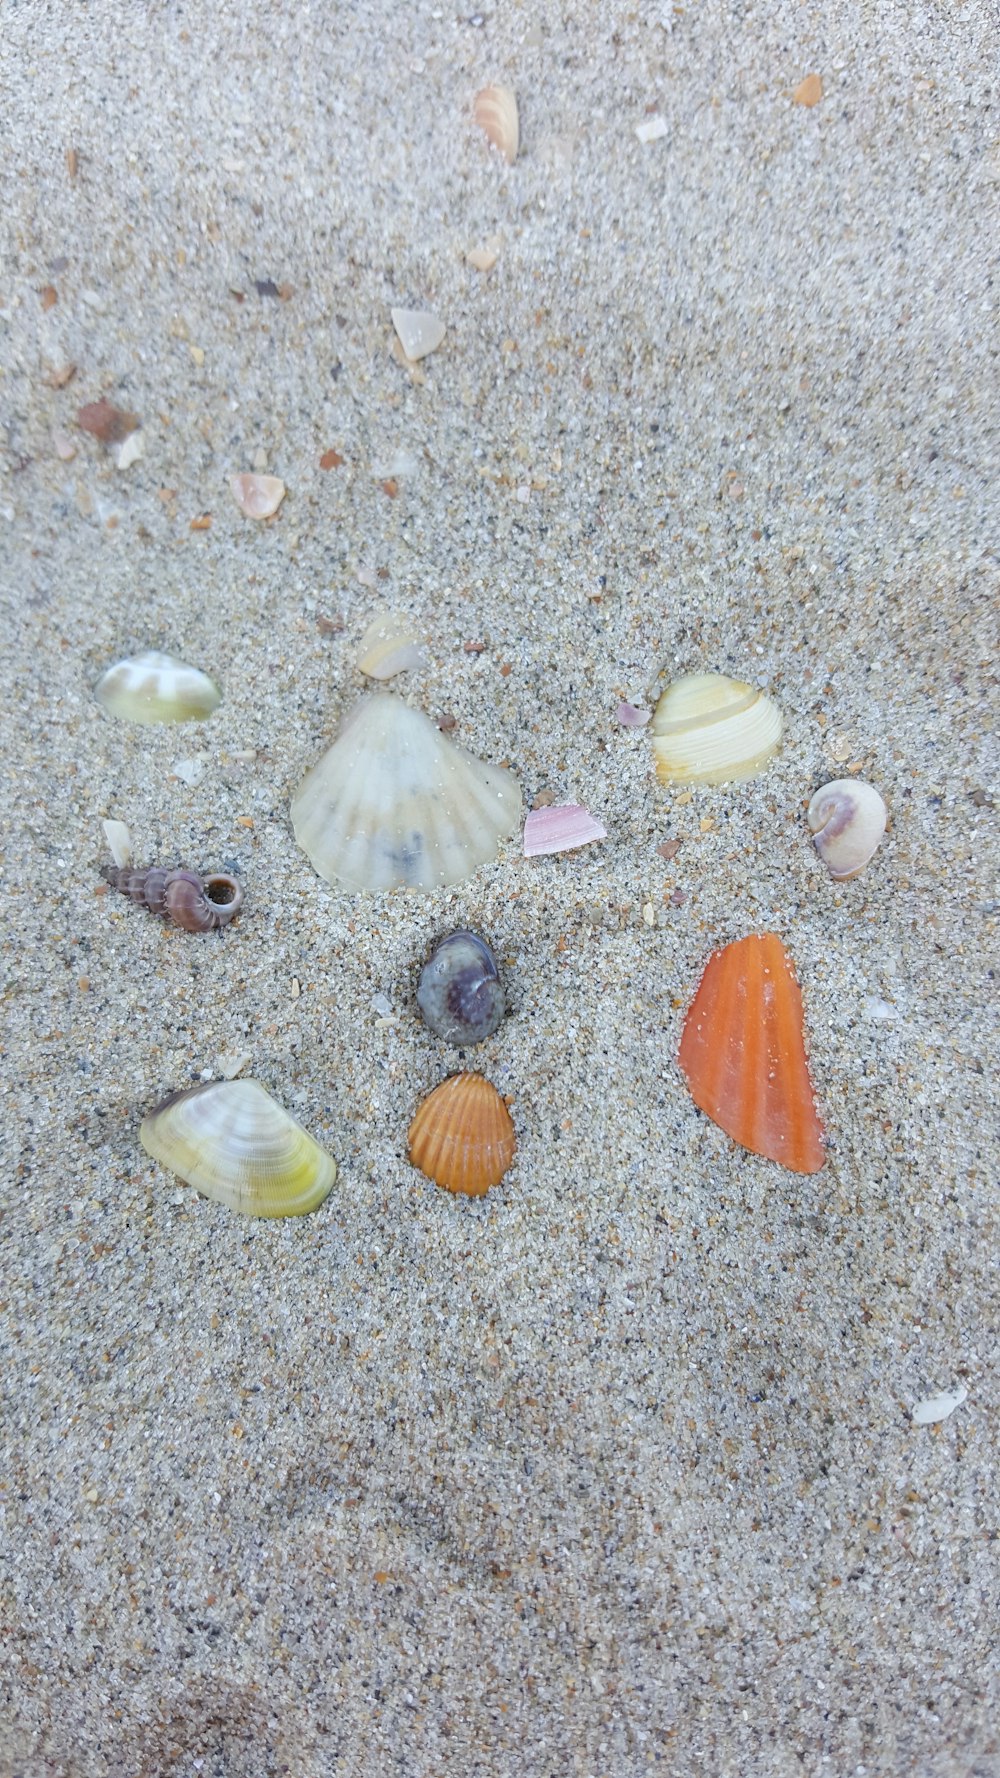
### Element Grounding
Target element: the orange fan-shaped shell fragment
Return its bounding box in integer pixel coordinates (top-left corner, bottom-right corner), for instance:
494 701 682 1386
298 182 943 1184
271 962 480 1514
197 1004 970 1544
408 1072 516 1196
678 932 825 1174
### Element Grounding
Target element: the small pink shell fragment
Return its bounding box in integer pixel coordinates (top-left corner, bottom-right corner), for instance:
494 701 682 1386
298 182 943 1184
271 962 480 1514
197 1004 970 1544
616 701 650 727
523 803 608 857
230 472 286 519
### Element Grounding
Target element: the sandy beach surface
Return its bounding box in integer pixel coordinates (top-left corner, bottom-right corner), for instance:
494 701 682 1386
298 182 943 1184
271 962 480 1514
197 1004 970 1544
1 3 997 1773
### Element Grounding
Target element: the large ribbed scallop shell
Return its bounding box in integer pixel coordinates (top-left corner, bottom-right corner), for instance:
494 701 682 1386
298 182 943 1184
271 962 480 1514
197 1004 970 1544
651 673 782 785
95 650 221 725
678 933 824 1174
140 1079 336 1216
291 693 522 892
408 1072 516 1196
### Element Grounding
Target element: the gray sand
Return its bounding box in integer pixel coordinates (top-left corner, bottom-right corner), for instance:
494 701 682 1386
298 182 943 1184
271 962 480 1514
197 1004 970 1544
1 3 997 1773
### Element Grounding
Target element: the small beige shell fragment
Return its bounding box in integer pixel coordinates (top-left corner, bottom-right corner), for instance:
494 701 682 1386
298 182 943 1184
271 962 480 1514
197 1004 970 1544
116 429 145 470
390 308 446 362
467 245 500 272
474 85 519 164
230 472 286 519
216 1050 251 1080
807 779 887 880
102 818 133 869
357 610 427 680
651 673 782 785
635 115 668 144
53 429 77 462
912 1385 967 1426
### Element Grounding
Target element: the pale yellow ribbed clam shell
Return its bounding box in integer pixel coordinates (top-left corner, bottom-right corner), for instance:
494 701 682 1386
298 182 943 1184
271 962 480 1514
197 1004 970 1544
474 85 519 164
291 692 522 893
140 1079 336 1218
95 651 221 725
651 672 782 785
807 779 887 879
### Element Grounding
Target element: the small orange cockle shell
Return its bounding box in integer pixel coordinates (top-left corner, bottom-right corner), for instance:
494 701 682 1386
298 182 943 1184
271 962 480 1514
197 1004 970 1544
678 932 825 1174
408 1072 516 1196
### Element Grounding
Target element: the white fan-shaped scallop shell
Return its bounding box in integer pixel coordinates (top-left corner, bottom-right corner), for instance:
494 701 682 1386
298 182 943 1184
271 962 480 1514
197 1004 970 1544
140 1079 336 1217
291 693 522 892
95 650 221 725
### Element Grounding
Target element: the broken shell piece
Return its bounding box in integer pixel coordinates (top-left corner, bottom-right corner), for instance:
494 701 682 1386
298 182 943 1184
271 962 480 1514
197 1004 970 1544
651 672 782 785
94 650 221 725
807 780 887 880
616 701 650 728
635 115 668 144
116 430 145 470
408 1071 515 1195
390 308 445 362
678 932 825 1174
101 818 133 869
230 472 286 519
357 610 427 681
140 1078 336 1217
912 1385 968 1426
53 429 77 462
474 85 519 164
467 245 499 272
291 691 522 892
523 803 607 857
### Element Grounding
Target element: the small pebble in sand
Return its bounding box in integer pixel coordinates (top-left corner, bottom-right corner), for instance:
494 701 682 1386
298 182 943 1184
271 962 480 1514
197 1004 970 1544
390 307 446 361
231 472 286 519
53 430 77 461
793 73 823 107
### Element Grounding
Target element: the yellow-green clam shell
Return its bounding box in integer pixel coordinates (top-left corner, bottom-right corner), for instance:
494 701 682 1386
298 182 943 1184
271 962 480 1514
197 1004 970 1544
140 1079 336 1218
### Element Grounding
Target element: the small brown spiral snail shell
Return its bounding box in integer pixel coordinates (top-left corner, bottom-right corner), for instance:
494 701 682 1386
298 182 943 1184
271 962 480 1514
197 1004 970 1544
103 865 244 931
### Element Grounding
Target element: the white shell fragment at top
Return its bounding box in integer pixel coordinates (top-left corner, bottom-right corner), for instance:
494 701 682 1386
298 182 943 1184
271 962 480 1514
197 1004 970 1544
391 308 446 362
94 651 222 725
291 693 522 892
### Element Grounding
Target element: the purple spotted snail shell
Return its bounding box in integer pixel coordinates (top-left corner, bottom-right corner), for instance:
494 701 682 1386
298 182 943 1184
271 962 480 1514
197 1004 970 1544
103 865 244 932
416 929 506 1046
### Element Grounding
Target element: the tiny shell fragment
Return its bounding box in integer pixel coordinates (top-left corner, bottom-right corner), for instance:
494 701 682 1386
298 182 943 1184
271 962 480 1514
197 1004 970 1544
391 307 446 362
101 818 133 868
635 115 668 144
523 803 607 857
230 473 286 519
474 85 519 164
53 430 77 462
467 246 499 272
912 1385 968 1426
793 73 823 107
617 701 650 727
116 430 145 470
357 610 426 681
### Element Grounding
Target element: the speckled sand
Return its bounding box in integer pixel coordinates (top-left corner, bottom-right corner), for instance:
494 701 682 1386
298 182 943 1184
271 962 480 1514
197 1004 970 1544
1 5 997 1774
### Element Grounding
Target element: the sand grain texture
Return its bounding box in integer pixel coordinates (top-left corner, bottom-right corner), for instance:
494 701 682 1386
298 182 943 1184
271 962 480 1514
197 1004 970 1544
1 3 997 1773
